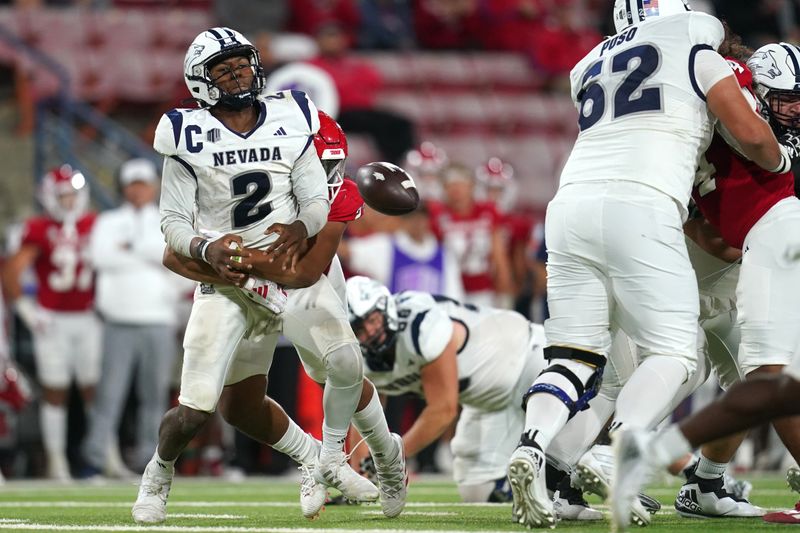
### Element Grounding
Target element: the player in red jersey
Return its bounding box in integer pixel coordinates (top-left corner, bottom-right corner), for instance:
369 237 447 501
611 41 800 527
475 157 540 315
153 111 406 523
2 165 100 481
428 162 515 308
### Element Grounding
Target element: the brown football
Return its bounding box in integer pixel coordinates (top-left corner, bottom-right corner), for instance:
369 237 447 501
354 162 420 215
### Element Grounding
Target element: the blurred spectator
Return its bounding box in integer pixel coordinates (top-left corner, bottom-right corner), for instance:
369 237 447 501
478 0 543 51
307 22 415 162
288 0 361 45
215 1 289 36
81 158 186 475
402 141 448 203
428 162 515 308
414 0 483 49
526 0 602 80
1 165 99 481
358 0 416 50
475 157 538 318
0 280 33 482
340 203 464 298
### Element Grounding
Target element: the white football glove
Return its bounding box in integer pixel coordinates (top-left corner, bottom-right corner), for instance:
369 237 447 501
15 297 52 334
241 277 288 315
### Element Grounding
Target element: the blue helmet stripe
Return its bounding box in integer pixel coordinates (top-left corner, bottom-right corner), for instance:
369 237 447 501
207 28 223 40
625 0 634 26
636 0 645 21
781 42 800 90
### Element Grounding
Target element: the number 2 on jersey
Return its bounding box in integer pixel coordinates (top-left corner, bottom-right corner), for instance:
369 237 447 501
578 44 663 131
230 172 273 228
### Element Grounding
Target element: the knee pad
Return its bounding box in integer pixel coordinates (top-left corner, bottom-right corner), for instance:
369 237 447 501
324 343 364 389
521 346 606 419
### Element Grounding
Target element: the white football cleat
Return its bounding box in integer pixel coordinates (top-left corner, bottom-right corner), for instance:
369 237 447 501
574 444 652 526
314 451 379 503
553 477 603 521
375 433 408 518
132 459 173 524
507 445 555 528
299 463 328 519
674 474 764 517
611 430 654 531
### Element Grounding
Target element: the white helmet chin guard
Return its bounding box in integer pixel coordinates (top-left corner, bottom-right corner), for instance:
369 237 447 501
613 0 692 34
748 42 800 135
184 27 266 110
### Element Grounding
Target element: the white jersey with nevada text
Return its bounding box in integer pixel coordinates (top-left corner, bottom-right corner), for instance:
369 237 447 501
366 292 545 412
155 90 328 253
560 12 725 210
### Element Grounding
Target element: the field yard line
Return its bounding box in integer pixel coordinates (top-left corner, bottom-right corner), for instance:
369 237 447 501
168 515 247 520
0 524 515 533
0 501 503 508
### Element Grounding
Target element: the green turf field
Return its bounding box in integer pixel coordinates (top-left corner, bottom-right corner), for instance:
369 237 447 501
0 474 796 532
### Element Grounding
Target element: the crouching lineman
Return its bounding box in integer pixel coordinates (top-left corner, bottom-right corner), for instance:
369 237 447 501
344 276 601 520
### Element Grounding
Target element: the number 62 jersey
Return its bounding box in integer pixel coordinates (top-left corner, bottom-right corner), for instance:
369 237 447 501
366 291 547 412
559 11 725 212
155 90 328 256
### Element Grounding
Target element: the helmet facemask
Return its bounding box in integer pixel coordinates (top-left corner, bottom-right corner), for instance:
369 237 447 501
201 47 265 111
321 157 346 201
349 296 399 373
758 89 800 136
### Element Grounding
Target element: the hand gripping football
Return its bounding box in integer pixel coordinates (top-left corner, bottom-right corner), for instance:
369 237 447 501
354 162 420 215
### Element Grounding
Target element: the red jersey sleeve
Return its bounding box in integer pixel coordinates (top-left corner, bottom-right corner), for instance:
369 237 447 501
725 57 753 90
20 217 48 250
327 178 364 223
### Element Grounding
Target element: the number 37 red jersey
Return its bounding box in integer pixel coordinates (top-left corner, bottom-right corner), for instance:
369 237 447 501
20 213 96 311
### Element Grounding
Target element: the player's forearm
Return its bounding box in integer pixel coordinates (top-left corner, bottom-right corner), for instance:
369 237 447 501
246 252 319 288
163 247 225 285
402 405 458 458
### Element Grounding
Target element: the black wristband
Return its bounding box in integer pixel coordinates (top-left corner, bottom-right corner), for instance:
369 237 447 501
195 239 211 263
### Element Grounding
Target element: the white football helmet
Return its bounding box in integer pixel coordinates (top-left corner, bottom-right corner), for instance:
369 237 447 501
38 164 89 222
748 42 800 135
613 0 692 34
345 276 399 372
184 27 266 110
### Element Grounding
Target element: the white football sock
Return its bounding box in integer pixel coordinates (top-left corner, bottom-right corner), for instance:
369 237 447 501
321 344 363 459
352 385 396 465
523 360 597 450
40 402 67 458
613 355 688 430
549 391 616 468
695 452 727 480
653 425 693 467
151 450 175 474
272 419 319 466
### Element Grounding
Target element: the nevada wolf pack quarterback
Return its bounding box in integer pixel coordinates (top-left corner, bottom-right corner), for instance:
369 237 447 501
132 27 354 524
508 0 791 528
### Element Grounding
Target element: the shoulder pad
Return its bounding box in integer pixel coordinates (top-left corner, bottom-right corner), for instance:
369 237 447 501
688 12 724 50
399 292 453 360
154 109 187 156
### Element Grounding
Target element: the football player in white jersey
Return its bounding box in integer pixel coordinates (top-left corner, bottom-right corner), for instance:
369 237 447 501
509 0 791 528
131 27 375 524
345 277 552 505
150 110 406 522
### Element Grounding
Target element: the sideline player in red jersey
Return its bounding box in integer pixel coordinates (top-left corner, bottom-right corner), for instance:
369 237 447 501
153 111 406 523
612 41 800 529
428 162 515 308
2 165 99 481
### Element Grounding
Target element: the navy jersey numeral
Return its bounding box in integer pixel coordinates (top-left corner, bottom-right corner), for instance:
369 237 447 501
578 44 663 131
230 172 273 228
